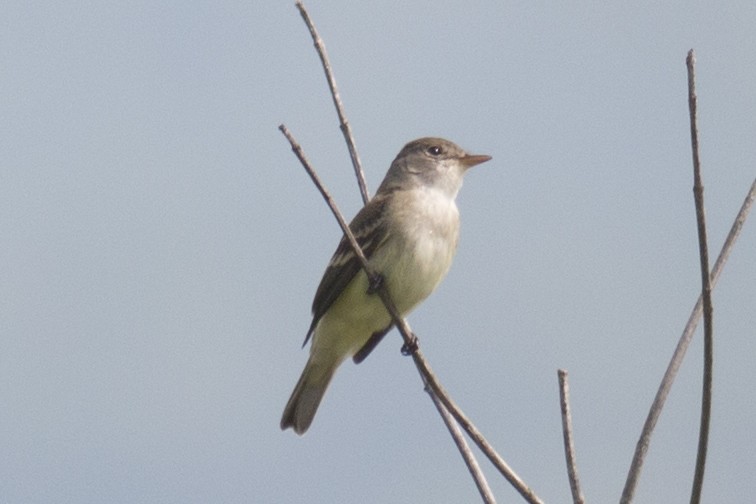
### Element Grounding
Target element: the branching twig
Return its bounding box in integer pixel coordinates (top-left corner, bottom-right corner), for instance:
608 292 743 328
558 370 585 504
620 54 756 504
410 347 542 503
278 124 543 504
620 178 755 503
422 369 497 504
686 48 714 504
295 0 369 204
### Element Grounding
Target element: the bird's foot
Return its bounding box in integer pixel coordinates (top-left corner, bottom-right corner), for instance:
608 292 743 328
366 272 384 295
400 333 419 356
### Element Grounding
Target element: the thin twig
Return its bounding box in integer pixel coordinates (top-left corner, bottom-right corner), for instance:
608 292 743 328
620 178 755 503
686 48 714 504
421 368 497 504
278 125 421 361
278 124 373 277
278 124 544 504
295 1 370 204
558 370 585 504
410 348 543 504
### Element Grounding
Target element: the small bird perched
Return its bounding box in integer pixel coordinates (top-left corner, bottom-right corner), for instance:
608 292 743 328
281 137 491 434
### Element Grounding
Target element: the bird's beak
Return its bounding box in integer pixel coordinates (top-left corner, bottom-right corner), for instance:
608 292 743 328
460 154 492 169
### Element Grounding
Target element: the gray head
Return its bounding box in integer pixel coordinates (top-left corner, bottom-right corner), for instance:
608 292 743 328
376 137 491 198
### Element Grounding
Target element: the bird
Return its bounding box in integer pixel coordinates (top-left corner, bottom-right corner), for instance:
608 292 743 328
281 137 491 434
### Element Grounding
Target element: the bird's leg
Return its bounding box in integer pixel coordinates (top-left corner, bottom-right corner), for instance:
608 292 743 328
366 272 384 295
400 333 419 356
364 271 418 355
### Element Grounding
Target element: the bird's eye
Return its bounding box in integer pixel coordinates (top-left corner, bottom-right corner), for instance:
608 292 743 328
427 145 443 156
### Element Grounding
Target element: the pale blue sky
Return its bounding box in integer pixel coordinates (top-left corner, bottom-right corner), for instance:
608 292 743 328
2 1 755 503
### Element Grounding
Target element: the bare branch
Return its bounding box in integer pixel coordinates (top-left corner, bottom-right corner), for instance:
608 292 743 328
686 48 714 504
620 56 756 504
295 1 369 203
422 371 497 504
558 370 585 504
278 124 421 362
278 124 543 504
410 348 543 503
620 178 755 503
278 124 372 273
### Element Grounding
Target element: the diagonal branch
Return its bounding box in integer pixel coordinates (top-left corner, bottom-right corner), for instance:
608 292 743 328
686 48 714 504
410 345 542 503
620 177 755 503
279 124 543 504
295 0 369 204
422 367 497 504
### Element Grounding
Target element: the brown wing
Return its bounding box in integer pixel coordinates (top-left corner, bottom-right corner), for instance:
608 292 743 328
302 195 391 347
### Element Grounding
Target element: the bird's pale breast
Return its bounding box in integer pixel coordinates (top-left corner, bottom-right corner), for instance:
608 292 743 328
379 186 460 314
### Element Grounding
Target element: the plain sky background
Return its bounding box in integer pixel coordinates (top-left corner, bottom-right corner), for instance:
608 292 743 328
2 1 755 503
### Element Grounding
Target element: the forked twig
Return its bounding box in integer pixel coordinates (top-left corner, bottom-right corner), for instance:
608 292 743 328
620 178 755 503
423 370 497 504
620 53 756 504
686 48 714 504
278 124 543 504
295 0 369 204
558 370 585 504
410 346 542 503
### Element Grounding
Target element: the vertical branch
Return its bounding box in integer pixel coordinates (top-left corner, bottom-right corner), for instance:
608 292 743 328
686 49 714 504
558 370 585 504
295 1 370 204
621 56 756 504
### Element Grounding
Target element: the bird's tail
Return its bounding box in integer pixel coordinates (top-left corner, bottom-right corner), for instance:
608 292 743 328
280 357 338 435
